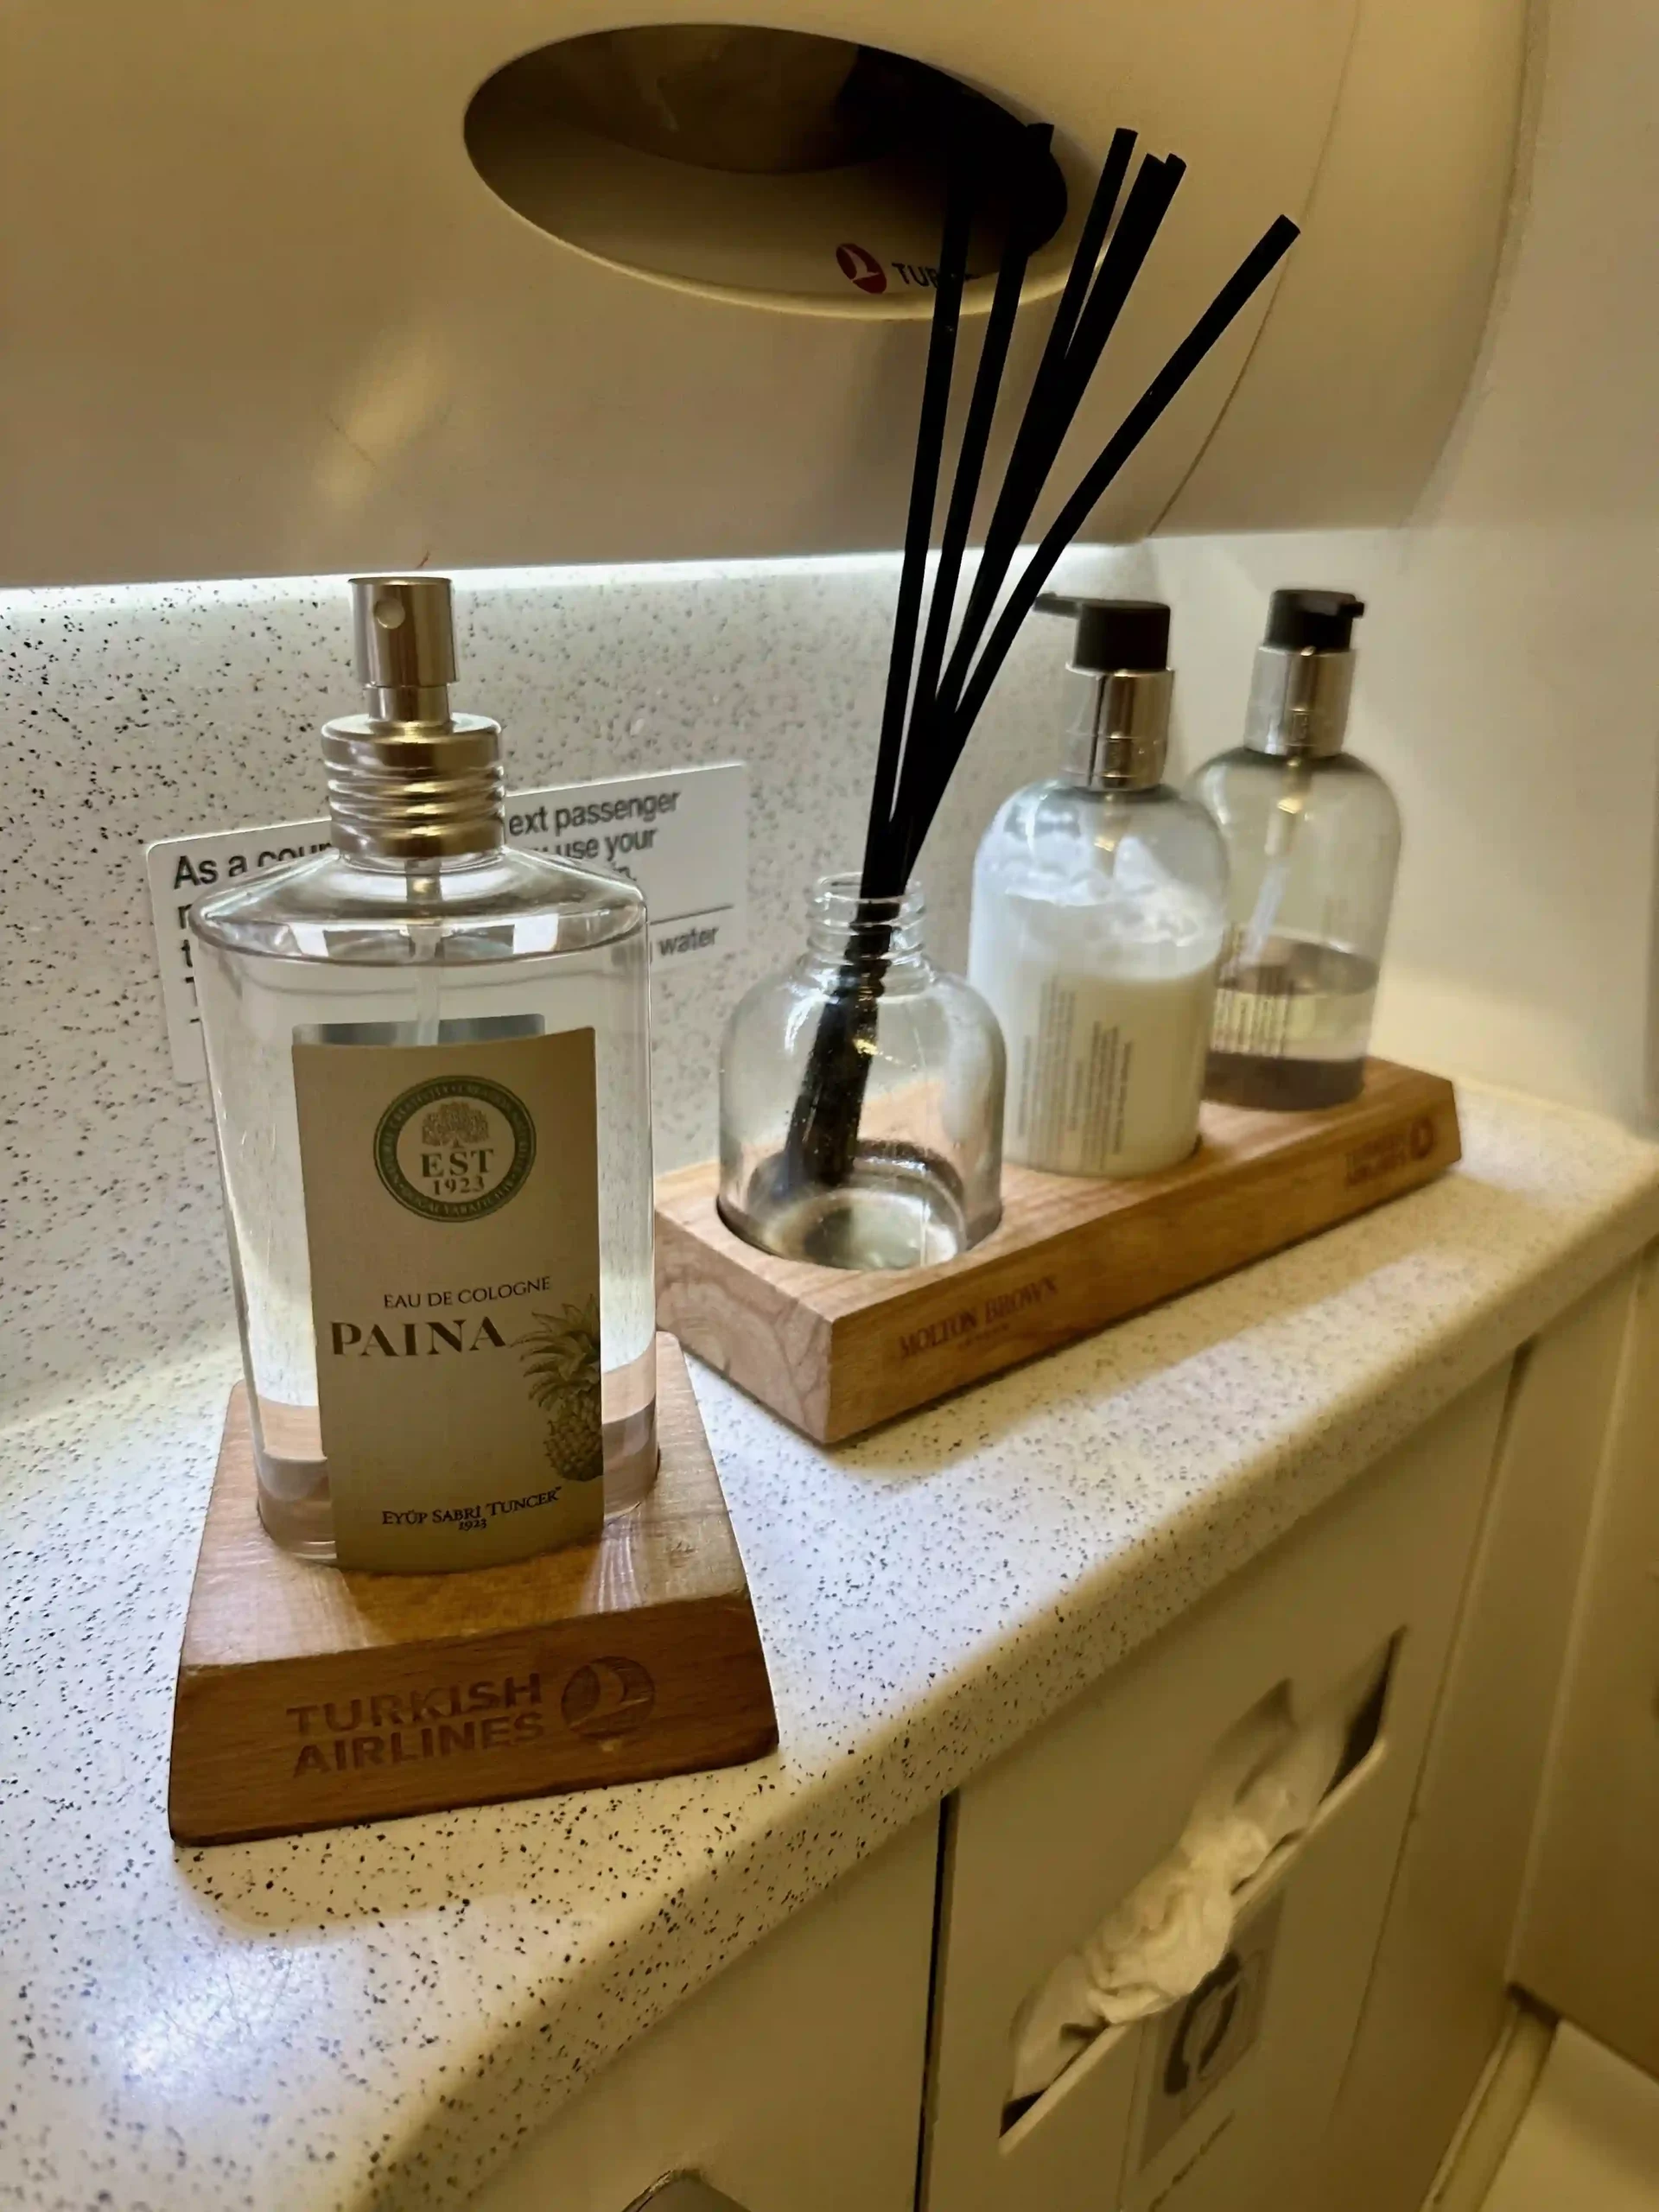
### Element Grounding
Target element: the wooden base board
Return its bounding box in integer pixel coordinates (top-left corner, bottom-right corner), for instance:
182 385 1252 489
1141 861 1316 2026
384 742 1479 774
657 1059 1460 1444
168 1335 776 1845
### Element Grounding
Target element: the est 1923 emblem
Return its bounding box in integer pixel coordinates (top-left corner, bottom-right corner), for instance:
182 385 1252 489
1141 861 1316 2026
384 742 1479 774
374 1075 536 1222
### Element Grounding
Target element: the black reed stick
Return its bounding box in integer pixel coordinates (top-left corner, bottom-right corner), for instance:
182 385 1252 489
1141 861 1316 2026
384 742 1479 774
866 121 1054 900
899 214 1301 874
857 147 976 893
928 149 1182 756
782 143 977 1198
752 123 1301 1248
1046 129 1138 370
971 130 1138 584
1049 156 1185 429
998 144 1166 544
887 149 1179 868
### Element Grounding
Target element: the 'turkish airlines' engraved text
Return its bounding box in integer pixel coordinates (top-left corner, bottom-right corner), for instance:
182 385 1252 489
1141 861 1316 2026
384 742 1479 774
285 1672 543 1778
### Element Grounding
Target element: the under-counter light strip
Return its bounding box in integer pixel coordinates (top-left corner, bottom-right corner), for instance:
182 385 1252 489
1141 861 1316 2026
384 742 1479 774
0 550 918 615
0 542 1158 618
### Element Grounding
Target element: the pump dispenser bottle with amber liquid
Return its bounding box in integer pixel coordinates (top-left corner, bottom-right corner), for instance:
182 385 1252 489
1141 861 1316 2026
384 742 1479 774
1187 590 1400 1109
191 577 657 1570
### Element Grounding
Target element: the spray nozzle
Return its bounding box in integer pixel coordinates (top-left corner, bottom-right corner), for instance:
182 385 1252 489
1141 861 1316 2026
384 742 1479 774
350 575 458 700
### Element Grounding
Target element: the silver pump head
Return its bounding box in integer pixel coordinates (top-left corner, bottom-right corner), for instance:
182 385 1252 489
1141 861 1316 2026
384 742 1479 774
1038 594 1173 791
1243 588 1365 760
323 575 505 862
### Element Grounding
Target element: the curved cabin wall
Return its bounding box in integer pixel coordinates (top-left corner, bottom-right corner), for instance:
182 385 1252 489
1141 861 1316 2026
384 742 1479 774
2 0 1523 585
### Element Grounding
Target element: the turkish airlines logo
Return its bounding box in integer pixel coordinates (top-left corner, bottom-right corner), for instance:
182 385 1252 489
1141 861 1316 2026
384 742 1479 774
836 242 887 295
562 1656 655 1738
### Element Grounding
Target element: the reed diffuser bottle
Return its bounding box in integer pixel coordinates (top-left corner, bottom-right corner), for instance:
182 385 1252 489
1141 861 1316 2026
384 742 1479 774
191 576 657 1570
1188 590 1399 1109
714 117 1298 1268
719 875 1004 1270
969 597 1227 1176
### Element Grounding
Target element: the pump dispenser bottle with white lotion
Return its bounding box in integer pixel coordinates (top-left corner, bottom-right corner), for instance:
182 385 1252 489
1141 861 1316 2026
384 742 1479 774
968 598 1229 1178
190 576 657 1571
1188 589 1400 1109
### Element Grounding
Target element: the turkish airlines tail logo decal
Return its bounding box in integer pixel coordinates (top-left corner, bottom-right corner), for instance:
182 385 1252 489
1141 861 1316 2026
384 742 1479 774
836 243 887 295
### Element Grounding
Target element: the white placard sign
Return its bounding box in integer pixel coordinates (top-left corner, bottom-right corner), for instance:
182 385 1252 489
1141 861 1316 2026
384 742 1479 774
146 761 748 1084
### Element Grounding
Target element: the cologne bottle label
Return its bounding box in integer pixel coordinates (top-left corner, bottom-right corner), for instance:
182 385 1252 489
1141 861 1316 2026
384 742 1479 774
293 1027 604 1572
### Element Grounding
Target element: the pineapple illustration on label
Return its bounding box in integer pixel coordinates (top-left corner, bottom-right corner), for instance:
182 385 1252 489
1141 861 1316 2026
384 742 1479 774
519 1298 604 1487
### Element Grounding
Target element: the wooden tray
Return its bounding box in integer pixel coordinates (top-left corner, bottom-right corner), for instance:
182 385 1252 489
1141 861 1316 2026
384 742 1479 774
657 1059 1460 1444
169 1335 776 1845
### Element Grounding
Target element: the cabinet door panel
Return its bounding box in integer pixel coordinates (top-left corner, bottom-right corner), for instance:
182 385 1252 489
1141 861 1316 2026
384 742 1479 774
1300 1265 1638 2212
924 1370 1508 2212
474 1812 937 2212
1514 1243 1659 2072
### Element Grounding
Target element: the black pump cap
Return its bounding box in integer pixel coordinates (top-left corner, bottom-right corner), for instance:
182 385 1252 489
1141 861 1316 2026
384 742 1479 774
1036 594 1171 674
1265 588 1366 652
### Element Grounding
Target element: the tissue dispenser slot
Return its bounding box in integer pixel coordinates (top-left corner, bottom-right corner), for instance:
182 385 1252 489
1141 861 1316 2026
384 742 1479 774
1004 1636 1399 2129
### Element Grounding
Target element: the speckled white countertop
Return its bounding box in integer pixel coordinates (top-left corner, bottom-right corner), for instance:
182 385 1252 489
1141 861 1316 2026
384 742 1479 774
4 563 1657 2208
3 1084 1658 2211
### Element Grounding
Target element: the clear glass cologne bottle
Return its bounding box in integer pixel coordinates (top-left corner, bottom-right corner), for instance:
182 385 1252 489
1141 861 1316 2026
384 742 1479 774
1187 589 1400 1110
969 598 1228 1178
191 577 656 1570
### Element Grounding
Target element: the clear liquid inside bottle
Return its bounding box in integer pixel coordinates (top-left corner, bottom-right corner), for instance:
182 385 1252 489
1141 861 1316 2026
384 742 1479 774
193 844 657 1560
717 876 1004 1271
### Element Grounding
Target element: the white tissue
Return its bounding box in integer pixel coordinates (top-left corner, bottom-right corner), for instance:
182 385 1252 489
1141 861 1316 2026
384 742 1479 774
1008 1655 1382 2108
